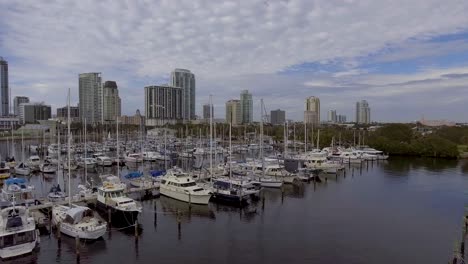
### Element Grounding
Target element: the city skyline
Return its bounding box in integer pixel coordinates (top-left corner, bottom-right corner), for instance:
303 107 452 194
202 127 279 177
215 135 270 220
1 1 468 122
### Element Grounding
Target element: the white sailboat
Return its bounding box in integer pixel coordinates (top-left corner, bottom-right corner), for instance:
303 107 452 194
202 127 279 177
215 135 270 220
47 128 66 202
52 88 107 240
14 129 31 176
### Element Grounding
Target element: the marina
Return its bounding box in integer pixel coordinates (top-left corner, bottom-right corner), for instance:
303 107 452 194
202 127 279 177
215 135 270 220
0 137 466 263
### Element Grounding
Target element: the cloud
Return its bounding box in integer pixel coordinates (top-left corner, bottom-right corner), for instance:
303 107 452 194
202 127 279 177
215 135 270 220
1 0 468 122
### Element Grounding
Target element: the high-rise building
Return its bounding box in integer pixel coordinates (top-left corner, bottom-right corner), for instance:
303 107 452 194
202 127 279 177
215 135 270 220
19 102 51 124
102 81 121 122
270 109 285 125
57 105 80 122
356 100 371 124
304 96 320 127
328 110 337 123
203 103 213 120
0 57 9 116
145 85 183 126
170 69 195 121
337 115 347 123
225 100 242 125
79 73 102 124
240 90 253 124
14 96 29 116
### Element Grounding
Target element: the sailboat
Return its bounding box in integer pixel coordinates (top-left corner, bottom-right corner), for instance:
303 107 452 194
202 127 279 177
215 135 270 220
254 99 283 188
47 128 66 202
52 89 107 240
203 105 251 205
14 129 31 176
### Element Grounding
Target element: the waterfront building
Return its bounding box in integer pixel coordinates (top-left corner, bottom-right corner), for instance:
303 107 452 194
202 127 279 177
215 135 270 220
304 96 320 127
14 96 29 116
225 99 242 125
240 90 253 124
270 109 285 125
79 72 102 124
18 102 51 124
121 111 146 126
56 105 80 122
356 100 371 124
0 57 9 116
144 84 183 126
170 69 195 121
0 116 19 130
102 81 121 122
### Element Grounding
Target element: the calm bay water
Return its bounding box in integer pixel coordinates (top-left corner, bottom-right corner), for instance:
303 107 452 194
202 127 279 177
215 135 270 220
1 140 467 264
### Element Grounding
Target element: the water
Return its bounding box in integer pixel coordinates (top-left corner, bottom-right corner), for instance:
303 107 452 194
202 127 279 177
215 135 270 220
1 140 467 264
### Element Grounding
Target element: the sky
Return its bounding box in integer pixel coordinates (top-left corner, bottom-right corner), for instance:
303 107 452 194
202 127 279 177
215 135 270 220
1 0 468 122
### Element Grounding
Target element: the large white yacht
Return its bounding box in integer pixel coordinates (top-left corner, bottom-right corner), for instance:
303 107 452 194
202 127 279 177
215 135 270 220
52 205 107 240
160 167 212 205
124 153 143 163
96 175 142 226
0 204 40 259
303 152 345 174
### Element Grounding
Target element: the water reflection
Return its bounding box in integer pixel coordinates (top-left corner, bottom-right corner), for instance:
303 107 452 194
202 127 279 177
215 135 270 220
158 196 216 221
461 160 468 174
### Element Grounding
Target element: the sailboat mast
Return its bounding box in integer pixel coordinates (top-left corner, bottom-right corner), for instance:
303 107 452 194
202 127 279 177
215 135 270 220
84 118 87 184
229 118 232 182
209 95 213 179
260 99 264 177
116 116 120 179
21 127 24 162
304 122 307 153
67 89 72 206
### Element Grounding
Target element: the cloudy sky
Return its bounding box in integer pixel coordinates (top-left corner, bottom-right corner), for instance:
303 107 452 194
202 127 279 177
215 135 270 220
1 0 468 122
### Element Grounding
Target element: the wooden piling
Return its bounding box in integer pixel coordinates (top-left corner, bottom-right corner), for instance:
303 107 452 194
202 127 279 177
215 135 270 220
107 208 112 229
154 201 157 229
262 195 265 211
57 222 61 240
177 210 181 240
188 193 191 208
135 220 139 239
75 236 80 261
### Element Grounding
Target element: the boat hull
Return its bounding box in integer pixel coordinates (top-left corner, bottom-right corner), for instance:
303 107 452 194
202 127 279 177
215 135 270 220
160 187 211 205
0 237 39 260
96 201 139 227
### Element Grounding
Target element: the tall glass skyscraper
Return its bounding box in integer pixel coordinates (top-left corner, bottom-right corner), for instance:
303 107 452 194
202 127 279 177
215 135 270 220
170 69 195 121
103 81 121 122
79 72 102 124
0 57 9 116
356 100 371 124
240 90 253 124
